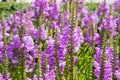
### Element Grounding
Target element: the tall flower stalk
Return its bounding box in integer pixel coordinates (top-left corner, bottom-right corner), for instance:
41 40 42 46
0 0 120 79
99 1 107 79
99 29 106 80
54 30 62 80
2 21 9 79
69 1 75 80
19 1 26 79
37 45 42 80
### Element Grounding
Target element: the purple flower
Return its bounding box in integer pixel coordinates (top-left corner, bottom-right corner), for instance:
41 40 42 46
59 62 66 71
94 61 101 79
45 70 55 80
85 32 102 46
32 49 39 58
40 24 47 40
23 36 34 52
11 59 18 64
94 47 102 79
0 52 3 63
58 46 66 61
41 52 47 73
31 29 40 41
32 75 37 80
79 0 85 4
106 47 114 60
49 3 60 20
64 10 70 26
12 35 23 48
74 56 78 65
45 37 55 69
115 70 120 79
97 1 110 16
83 12 98 26
104 60 112 80
99 15 118 37
52 21 58 30
0 42 3 49
0 74 4 80
31 0 49 17
72 27 84 53
58 25 70 47
113 0 120 11
79 6 88 17
23 20 35 34
5 73 12 80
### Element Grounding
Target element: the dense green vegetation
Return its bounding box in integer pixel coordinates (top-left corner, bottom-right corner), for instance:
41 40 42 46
0 1 119 79
0 2 100 20
0 2 30 20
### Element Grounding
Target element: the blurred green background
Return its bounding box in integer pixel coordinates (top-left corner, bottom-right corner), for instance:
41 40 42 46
0 2 99 20
0 2 30 20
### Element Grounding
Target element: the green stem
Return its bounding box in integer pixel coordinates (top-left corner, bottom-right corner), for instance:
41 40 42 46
37 45 42 80
64 54 69 80
90 23 95 80
61 9 64 34
118 24 120 60
91 0 93 11
54 30 62 80
75 1 78 27
73 66 78 80
2 21 9 78
36 13 43 80
99 0 107 79
21 48 26 80
69 2 75 80
100 29 106 80
112 36 117 79
19 1 26 79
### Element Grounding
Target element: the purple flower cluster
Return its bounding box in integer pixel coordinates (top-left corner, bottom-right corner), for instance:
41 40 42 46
0 0 120 79
94 47 102 80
